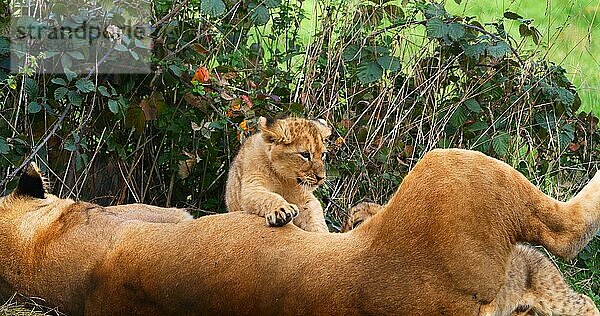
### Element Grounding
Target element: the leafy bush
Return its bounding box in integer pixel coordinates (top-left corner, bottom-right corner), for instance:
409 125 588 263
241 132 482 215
0 0 598 304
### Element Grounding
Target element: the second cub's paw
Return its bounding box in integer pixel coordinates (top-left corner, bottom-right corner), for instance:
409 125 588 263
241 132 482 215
265 203 299 227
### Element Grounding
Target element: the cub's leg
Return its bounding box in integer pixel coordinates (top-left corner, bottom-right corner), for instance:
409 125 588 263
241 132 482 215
240 185 299 227
292 197 328 232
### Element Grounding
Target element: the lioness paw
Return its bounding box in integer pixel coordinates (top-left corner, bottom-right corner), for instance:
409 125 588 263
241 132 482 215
265 204 299 227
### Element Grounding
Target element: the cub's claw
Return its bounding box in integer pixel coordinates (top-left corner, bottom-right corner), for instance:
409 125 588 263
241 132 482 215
266 204 299 227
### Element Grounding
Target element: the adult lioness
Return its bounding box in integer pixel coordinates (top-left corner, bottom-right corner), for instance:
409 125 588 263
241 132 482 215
344 202 600 315
0 149 599 315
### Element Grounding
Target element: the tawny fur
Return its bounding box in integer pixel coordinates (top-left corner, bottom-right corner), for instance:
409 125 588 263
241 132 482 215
0 149 599 315
344 202 600 316
225 116 331 232
341 201 383 232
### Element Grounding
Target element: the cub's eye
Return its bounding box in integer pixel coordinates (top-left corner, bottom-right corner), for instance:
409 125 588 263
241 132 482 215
300 152 311 160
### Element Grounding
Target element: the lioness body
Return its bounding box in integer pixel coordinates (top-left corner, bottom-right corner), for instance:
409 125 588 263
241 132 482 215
1 149 599 315
225 117 331 232
344 202 599 315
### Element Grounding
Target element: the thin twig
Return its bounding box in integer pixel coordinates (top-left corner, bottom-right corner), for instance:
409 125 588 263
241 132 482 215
0 103 72 190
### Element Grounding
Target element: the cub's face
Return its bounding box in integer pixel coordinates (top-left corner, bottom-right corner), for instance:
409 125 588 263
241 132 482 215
259 117 331 190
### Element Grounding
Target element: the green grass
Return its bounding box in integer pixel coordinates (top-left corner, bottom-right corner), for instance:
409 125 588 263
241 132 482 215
446 0 600 116
294 0 600 117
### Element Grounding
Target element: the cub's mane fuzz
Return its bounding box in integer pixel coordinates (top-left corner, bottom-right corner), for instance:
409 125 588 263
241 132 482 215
14 162 47 199
258 116 291 144
258 116 331 144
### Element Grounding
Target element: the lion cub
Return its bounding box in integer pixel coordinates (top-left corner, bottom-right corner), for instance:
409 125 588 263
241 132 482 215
345 202 600 316
225 117 331 232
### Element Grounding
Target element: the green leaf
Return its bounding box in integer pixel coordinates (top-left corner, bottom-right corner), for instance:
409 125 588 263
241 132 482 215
449 105 467 128
65 68 77 82
42 51 60 59
64 136 77 152
342 45 361 62
467 121 488 132
464 99 482 113
357 61 383 84
0 137 9 155
0 37 9 55
558 132 572 150
264 0 281 8
487 41 511 59
424 3 446 19
28 101 42 113
68 90 82 106
492 133 510 156
168 64 182 77
75 78 95 93
201 0 226 17
503 11 523 20
473 133 490 153
51 78 67 86
534 112 556 130
251 4 271 26
426 18 445 38
54 87 69 100
108 99 119 114
446 23 465 41
463 42 486 59
25 78 38 98
98 86 111 97
67 51 85 60
562 124 575 141
556 87 574 106
376 55 401 72
114 44 128 52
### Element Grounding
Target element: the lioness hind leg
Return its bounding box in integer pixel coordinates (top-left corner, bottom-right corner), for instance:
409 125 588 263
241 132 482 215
412 149 600 260
523 172 600 260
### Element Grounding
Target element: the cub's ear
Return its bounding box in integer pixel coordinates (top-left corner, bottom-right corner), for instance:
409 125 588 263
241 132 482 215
14 163 46 199
312 119 331 138
258 117 291 144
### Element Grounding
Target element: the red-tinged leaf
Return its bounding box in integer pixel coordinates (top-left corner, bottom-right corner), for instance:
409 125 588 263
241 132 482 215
192 66 210 83
568 143 580 152
241 95 253 108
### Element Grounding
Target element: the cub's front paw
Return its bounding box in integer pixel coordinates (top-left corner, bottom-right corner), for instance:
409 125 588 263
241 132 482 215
265 203 299 227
